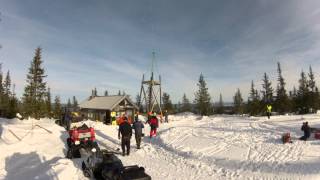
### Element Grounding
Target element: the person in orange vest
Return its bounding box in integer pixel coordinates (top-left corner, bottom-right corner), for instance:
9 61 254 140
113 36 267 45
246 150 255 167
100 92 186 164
117 114 125 125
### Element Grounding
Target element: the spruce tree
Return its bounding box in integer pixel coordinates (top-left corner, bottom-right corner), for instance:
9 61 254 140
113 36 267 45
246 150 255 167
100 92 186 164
0 64 3 116
275 62 290 114
180 93 191 112
162 92 173 113
261 72 273 104
46 88 52 118
3 71 10 97
72 96 78 109
233 88 244 114
22 47 47 119
194 74 212 116
216 93 224 114
307 66 319 112
297 71 309 114
53 96 62 119
3 71 12 117
177 101 181 113
8 85 18 119
247 81 261 116
67 98 72 110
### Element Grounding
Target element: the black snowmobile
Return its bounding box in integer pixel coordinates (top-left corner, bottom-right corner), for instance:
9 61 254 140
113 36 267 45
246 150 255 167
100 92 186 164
82 148 151 180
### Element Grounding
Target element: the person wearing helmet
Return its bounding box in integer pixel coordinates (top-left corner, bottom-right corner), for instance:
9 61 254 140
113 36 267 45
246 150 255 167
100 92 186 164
118 116 132 156
148 112 159 138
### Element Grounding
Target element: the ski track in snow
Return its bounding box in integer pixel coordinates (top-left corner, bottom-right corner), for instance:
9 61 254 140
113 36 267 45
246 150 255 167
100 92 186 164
1 114 320 179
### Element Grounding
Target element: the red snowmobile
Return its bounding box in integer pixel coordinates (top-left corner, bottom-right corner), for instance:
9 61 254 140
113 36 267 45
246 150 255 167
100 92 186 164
66 123 100 159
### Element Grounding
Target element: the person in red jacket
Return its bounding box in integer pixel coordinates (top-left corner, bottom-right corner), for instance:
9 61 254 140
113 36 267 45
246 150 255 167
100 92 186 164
148 112 159 138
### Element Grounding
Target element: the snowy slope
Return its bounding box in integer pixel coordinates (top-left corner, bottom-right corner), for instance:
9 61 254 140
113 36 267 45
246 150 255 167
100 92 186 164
1 114 320 180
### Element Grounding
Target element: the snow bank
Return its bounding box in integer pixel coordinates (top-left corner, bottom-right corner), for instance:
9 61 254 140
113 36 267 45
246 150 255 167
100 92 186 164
2 114 320 179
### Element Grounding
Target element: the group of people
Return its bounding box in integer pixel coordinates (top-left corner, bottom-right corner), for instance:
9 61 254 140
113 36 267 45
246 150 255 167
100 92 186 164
117 112 160 156
265 104 313 141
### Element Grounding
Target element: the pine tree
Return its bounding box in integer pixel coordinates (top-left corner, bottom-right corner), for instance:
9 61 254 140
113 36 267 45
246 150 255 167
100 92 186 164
3 71 12 117
118 90 121 96
216 93 224 114
72 96 78 109
261 72 273 104
233 88 244 114
274 62 290 114
177 101 181 113
67 98 72 110
3 71 10 97
22 47 47 119
53 96 62 119
194 74 212 116
46 88 52 118
181 93 191 112
8 84 18 119
247 81 261 115
0 64 3 116
162 92 174 113
297 71 309 114
104 90 108 96
307 66 319 112
94 88 98 96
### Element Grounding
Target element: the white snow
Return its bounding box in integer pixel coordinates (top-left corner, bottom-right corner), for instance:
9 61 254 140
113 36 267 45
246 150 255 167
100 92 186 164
1 113 320 180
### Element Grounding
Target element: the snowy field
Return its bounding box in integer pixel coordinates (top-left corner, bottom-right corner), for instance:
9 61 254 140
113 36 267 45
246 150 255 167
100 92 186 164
1 113 320 180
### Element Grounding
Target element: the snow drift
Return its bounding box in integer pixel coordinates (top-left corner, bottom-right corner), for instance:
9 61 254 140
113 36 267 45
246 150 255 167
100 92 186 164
1 113 320 180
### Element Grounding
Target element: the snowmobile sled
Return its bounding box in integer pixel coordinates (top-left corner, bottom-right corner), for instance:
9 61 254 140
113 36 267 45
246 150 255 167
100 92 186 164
281 133 292 144
82 148 151 180
66 123 99 159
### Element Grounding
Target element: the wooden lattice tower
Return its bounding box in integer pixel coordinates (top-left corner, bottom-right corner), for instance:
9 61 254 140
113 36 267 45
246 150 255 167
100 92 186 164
138 52 163 117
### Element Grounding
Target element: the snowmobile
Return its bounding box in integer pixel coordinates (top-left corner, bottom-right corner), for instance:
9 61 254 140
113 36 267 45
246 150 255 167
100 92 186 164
82 148 151 180
66 123 99 159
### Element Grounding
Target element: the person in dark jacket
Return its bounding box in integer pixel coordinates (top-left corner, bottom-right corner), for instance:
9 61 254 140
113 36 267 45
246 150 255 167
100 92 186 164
300 121 311 141
65 111 71 131
132 117 144 149
118 117 132 156
164 110 169 123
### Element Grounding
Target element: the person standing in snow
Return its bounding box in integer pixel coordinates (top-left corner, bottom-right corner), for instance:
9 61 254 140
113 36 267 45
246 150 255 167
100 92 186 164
164 110 169 123
148 112 159 138
266 104 272 119
118 116 132 156
300 121 311 141
132 116 144 149
65 111 71 131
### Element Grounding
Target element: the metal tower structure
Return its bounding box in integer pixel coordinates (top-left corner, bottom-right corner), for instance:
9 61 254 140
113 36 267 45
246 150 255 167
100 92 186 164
138 51 163 117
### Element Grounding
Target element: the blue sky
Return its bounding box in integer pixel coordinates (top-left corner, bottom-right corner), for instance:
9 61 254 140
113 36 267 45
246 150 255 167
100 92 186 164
1 0 320 103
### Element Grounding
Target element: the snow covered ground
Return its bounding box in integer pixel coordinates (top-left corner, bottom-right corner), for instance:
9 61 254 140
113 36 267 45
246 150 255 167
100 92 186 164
1 113 320 180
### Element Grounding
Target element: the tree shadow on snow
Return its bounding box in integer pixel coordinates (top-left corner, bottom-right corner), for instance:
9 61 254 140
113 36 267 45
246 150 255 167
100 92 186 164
5 152 61 180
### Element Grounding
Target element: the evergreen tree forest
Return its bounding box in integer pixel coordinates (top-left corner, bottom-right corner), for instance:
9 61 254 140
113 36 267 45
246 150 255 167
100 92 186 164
0 47 64 120
2 47 320 119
